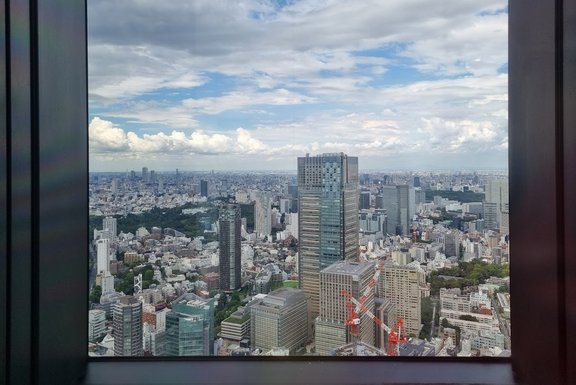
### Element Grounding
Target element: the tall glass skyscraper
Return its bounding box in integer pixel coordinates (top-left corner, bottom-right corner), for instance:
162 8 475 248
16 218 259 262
297 153 359 317
219 204 241 291
165 293 215 356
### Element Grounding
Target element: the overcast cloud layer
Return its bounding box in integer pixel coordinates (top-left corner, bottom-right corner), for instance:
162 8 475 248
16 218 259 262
88 0 508 171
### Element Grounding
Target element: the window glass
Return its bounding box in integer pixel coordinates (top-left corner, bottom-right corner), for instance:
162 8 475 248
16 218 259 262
87 0 510 358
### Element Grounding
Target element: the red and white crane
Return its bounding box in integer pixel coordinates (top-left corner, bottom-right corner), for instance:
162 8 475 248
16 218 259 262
341 263 407 356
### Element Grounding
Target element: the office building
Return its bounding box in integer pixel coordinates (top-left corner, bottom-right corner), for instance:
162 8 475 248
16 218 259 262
250 288 309 353
101 271 115 294
102 216 117 241
381 185 415 236
484 178 509 230
379 262 426 337
96 238 110 274
254 191 272 238
287 183 299 213
113 296 143 356
359 210 386 236
398 185 416 236
359 190 371 209
315 261 376 355
88 309 106 342
143 323 166 356
142 166 149 182
219 204 241 291
444 231 461 258
220 306 251 343
297 153 359 317
165 293 215 356
200 180 208 197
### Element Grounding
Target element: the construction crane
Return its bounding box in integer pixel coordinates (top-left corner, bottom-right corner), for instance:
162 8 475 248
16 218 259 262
341 262 408 355
342 284 407 356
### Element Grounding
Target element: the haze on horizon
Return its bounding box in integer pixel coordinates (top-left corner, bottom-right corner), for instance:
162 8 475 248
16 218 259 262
88 0 508 172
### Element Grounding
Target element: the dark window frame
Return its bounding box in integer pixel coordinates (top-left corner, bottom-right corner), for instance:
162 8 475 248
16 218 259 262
2 0 575 384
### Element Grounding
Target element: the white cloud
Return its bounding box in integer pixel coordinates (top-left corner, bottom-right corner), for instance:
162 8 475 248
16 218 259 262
88 1 509 170
182 88 316 114
236 128 267 154
89 117 231 155
89 117 129 152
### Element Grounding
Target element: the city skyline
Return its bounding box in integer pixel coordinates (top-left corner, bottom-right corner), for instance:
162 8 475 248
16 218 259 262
88 0 508 172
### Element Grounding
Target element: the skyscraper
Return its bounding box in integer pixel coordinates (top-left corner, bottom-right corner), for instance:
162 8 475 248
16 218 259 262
165 293 215 356
381 185 415 236
219 204 241 291
200 180 208 197
96 238 110 274
142 166 149 182
484 178 509 231
297 153 359 318
315 261 376 355
359 189 371 210
253 191 272 239
113 296 143 356
102 216 117 241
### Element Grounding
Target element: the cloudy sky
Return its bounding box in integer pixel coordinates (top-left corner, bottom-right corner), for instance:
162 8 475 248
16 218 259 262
88 0 508 172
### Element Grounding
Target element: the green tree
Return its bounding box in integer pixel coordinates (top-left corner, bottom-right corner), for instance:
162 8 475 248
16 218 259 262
143 269 154 282
419 297 435 339
89 285 102 303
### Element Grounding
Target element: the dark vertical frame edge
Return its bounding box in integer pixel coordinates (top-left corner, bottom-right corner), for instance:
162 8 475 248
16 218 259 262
509 0 568 384
36 0 88 383
562 0 576 383
6 0 33 383
1 1 9 384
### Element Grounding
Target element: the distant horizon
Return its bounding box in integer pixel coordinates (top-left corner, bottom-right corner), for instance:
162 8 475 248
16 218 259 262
89 167 508 174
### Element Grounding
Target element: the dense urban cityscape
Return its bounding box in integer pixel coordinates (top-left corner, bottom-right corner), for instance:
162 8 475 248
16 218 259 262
88 153 510 358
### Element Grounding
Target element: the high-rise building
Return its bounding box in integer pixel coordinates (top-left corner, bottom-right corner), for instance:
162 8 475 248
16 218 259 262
165 293 215 356
88 309 106 342
143 323 166 356
379 262 426 337
398 185 416 236
113 296 143 356
200 180 208 197
219 204 241 291
315 261 376 355
96 238 110 274
101 271 115 294
358 210 386 236
381 185 415 236
484 178 509 231
288 183 299 213
250 288 310 353
253 191 272 238
297 153 359 317
142 166 149 182
359 190 371 210
444 230 461 258
110 178 120 194
102 216 117 241
381 186 399 235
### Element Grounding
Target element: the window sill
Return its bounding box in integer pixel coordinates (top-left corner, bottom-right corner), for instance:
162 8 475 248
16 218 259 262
81 359 514 385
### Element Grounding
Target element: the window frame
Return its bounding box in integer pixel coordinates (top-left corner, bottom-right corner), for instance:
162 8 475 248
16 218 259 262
2 0 575 384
